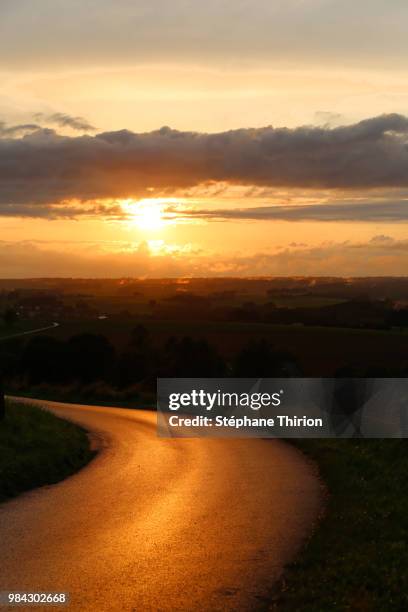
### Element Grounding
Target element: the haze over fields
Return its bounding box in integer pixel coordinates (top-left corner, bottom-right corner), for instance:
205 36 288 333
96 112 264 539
1 1 408 277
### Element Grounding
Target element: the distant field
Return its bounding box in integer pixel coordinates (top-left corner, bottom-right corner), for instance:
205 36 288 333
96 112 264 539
250 295 346 308
78 293 347 311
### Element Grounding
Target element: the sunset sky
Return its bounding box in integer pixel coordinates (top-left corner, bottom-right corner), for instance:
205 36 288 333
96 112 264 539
1 0 408 277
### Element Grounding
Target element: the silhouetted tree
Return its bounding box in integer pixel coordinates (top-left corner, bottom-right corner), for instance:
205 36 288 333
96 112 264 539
130 324 150 347
68 333 116 384
233 338 300 377
2 308 17 328
0 374 5 420
117 326 155 387
20 336 69 384
162 336 226 378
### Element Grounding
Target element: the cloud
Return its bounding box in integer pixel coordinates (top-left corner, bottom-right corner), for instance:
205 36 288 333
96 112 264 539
0 110 95 142
2 0 408 69
369 234 395 244
2 235 408 278
173 200 408 223
0 240 195 278
1 114 408 212
313 111 344 127
33 112 96 132
225 237 408 276
0 121 40 137
0 200 122 219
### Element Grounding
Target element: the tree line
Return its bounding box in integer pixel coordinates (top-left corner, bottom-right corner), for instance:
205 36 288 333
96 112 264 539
2 325 299 394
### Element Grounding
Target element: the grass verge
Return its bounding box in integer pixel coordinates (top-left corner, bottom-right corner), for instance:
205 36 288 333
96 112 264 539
0 400 96 503
274 440 408 611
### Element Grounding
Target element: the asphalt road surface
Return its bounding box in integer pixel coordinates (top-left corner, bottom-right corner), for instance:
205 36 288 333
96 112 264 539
0 400 322 611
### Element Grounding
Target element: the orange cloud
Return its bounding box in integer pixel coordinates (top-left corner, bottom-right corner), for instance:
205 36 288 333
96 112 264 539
2 235 408 278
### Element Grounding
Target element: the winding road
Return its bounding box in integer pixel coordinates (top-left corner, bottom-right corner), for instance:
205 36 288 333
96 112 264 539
0 399 322 611
0 322 59 342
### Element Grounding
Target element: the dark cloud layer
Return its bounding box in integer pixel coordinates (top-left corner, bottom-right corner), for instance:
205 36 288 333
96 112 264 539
0 121 40 137
0 112 95 140
33 112 96 132
176 200 408 223
1 114 408 209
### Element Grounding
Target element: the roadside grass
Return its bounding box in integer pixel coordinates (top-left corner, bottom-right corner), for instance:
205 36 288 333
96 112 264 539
0 400 96 503
274 439 408 611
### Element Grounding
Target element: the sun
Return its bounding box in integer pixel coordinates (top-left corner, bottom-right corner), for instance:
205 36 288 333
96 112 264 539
121 198 166 231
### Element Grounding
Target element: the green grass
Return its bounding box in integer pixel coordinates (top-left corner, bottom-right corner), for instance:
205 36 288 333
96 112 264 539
0 400 95 503
274 440 408 611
